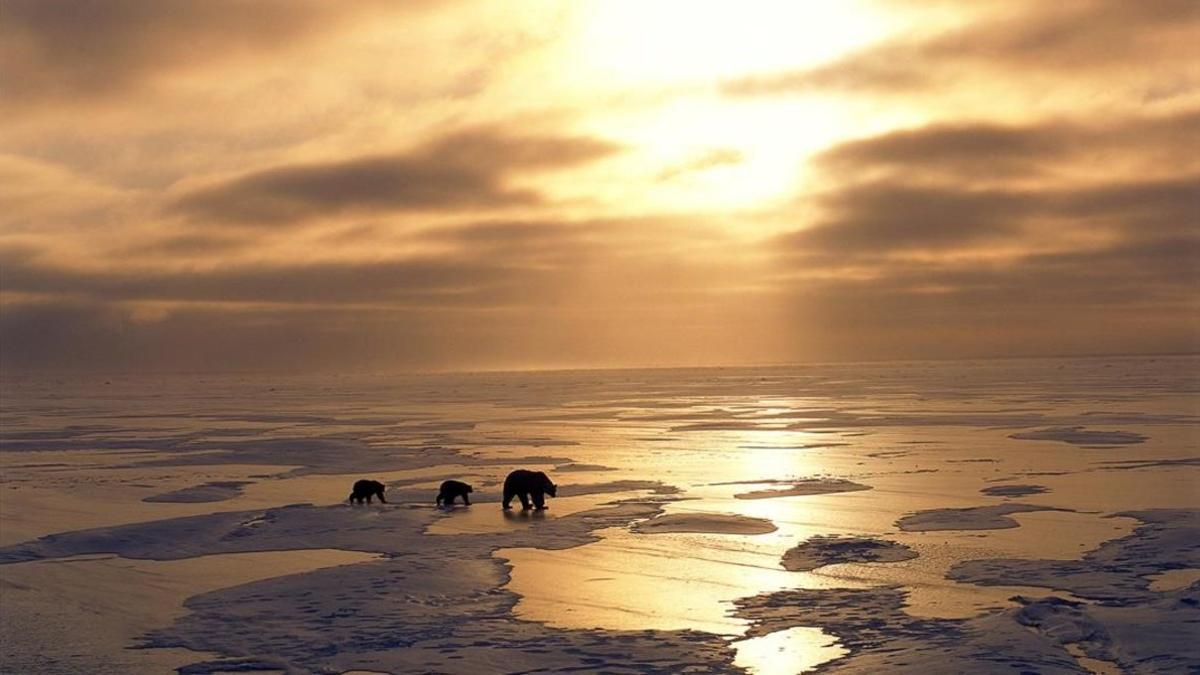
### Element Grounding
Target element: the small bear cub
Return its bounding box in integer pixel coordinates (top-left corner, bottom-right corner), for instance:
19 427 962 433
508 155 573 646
348 479 387 504
436 480 473 506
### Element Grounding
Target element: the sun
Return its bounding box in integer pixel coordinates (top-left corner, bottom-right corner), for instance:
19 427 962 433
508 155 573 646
519 1 901 216
571 0 890 86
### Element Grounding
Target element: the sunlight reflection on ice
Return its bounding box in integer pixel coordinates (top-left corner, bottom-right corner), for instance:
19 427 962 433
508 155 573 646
733 626 848 675
425 492 651 535
497 519 868 634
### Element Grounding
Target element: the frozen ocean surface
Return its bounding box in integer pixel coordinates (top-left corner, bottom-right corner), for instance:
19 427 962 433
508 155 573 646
1 355 1197 673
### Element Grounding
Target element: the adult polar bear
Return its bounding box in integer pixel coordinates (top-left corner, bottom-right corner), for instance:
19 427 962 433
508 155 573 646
502 469 557 510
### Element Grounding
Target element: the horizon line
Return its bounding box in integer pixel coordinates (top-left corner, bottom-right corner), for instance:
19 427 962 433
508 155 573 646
3 349 1196 379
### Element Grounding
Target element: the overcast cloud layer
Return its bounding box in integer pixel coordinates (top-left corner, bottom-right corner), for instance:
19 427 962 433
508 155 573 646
1 0 1196 371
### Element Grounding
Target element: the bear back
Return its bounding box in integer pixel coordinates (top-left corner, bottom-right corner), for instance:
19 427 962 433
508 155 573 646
504 469 555 492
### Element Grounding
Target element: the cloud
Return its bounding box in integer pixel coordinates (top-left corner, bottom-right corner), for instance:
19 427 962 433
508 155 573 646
656 148 744 181
784 183 1029 253
765 109 1200 360
1 250 514 306
771 239 1200 362
0 0 414 106
2 1 1195 371
723 52 931 96
803 232 1199 308
119 234 251 257
722 0 1200 97
0 154 134 232
0 214 773 371
168 128 619 225
815 109 1200 183
0 215 731 308
779 109 1200 256
0 300 460 372
785 174 1198 256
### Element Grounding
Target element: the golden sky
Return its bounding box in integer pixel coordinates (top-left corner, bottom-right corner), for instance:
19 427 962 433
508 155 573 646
1 0 1197 371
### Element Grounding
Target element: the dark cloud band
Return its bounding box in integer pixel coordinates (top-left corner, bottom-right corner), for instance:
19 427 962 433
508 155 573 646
168 128 619 225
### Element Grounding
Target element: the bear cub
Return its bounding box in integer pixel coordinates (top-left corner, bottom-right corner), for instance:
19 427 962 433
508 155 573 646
436 480 473 506
348 479 387 504
502 469 557 511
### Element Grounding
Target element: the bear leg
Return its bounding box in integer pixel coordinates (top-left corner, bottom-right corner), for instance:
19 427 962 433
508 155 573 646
502 489 514 509
518 491 532 510
532 491 546 510
463 494 471 505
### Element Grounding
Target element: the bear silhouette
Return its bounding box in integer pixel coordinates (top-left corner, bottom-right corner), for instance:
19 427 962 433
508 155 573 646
348 479 387 504
436 480 473 506
502 469 557 510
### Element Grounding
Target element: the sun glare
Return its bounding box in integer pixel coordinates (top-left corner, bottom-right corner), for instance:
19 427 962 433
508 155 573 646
572 1 889 85
526 1 900 215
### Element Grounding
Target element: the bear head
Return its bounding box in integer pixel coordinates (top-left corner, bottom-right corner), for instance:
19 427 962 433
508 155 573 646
540 472 557 497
